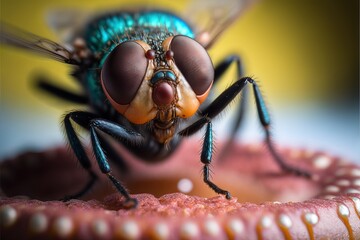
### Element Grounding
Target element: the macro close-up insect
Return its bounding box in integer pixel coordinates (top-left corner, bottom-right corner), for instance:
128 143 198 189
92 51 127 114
0 0 359 239
0 0 357 203
0 0 314 207
0 0 302 206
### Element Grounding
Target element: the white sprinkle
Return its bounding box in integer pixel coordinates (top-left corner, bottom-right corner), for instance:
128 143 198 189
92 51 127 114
29 213 48 233
338 204 350 217
227 218 244 235
325 185 340 193
345 188 360 194
272 201 282 204
177 178 193 193
0 206 17 227
323 195 336 200
180 221 199 239
351 197 360 214
260 216 272 228
353 179 360 187
313 155 332 169
336 179 351 187
304 212 319 225
351 169 360 177
204 219 220 237
53 216 73 238
92 219 109 237
279 214 292 228
335 168 349 177
152 222 169 240
119 220 140 239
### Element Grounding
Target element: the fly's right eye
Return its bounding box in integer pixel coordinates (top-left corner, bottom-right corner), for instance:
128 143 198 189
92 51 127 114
170 35 214 96
101 41 148 105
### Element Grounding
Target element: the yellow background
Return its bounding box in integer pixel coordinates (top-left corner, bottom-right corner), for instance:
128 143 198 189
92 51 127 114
0 0 359 159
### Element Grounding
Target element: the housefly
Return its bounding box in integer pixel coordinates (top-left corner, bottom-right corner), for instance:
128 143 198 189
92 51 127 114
0 0 310 207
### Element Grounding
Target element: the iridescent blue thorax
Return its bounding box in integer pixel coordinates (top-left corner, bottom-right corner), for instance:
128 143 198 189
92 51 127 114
85 11 194 63
83 11 194 112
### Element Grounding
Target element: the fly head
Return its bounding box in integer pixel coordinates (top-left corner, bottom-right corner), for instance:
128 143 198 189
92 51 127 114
100 35 214 143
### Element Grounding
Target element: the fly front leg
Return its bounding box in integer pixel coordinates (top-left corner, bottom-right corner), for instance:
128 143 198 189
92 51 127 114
63 111 143 207
180 77 310 199
180 118 231 199
202 54 248 132
212 54 249 155
179 78 250 137
201 121 231 199
179 78 251 199
97 134 129 174
89 119 143 207
63 111 98 200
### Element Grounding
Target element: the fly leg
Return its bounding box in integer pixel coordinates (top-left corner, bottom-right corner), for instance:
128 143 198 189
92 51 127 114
251 82 311 177
202 121 232 199
179 78 250 137
63 111 98 200
179 116 230 199
178 117 231 199
89 118 143 207
35 76 88 104
201 54 248 115
182 77 311 177
211 55 249 156
179 78 250 199
97 135 129 174
180 77 310 198
64 111 143 207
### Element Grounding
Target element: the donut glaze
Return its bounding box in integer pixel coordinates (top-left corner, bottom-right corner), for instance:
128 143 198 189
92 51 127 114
1 141 359 239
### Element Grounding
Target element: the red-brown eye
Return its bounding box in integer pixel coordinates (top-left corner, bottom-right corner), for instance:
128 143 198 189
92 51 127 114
101 41 147 105
170 35 214 95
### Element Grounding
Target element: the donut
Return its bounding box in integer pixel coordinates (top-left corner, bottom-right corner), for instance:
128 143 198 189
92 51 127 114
1 140 359 239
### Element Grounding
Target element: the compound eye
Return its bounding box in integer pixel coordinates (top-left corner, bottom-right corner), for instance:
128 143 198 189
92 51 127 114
170 35 214 95
101 41 148 105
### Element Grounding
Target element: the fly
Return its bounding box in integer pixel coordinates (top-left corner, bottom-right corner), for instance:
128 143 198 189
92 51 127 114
0 0 310 208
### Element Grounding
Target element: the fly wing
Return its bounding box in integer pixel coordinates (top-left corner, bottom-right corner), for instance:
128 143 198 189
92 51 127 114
46 9 90 45
184 0 257 49
0 23 80 65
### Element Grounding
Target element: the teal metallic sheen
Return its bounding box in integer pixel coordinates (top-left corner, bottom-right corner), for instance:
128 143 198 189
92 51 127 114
165 71 176 81
150 71 165 84
201 122 213 164
85 11 194 55
253 84 270 126
150 70 177 84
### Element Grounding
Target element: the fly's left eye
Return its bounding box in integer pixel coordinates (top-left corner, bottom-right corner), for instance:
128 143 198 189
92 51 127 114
101 41 147 105
170 35 214 95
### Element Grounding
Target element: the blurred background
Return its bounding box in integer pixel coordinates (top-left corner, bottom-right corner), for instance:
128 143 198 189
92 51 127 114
0 0 359 161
